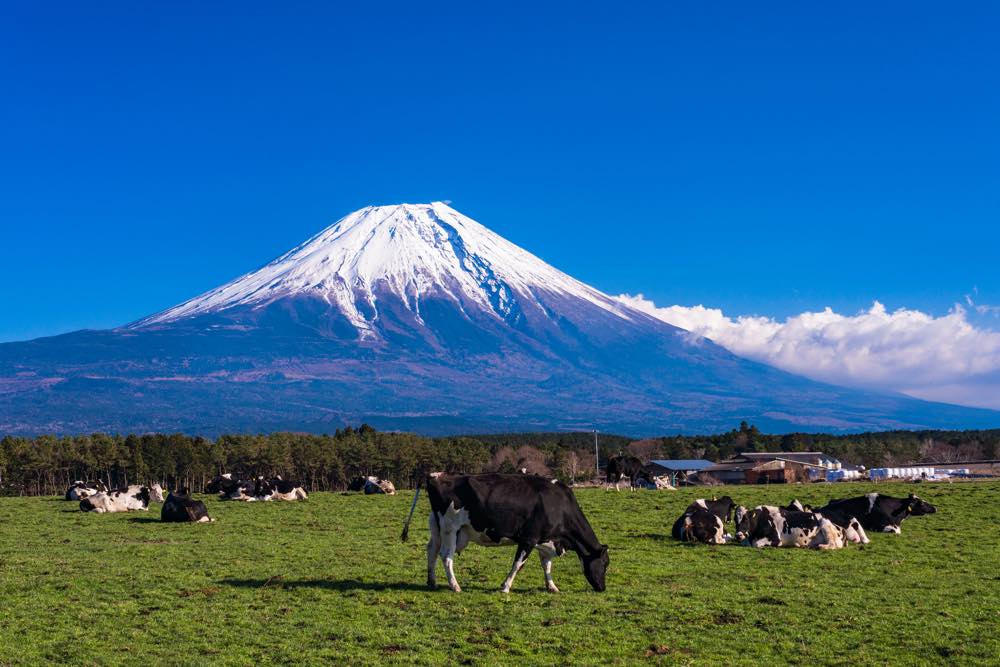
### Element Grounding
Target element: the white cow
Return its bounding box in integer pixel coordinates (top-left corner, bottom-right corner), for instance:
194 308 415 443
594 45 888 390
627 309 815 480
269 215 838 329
80 484 164 513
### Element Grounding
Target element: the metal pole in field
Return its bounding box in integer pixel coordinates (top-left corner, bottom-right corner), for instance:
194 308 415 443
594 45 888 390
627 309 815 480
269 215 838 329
594 429 599 478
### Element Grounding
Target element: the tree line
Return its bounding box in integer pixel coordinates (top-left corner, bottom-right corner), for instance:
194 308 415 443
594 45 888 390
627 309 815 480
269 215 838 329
2 423 997 496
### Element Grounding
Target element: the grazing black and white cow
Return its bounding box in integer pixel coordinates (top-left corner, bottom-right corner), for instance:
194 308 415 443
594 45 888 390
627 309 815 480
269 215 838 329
671 509 727 544
685 496 736 523
161 490 214 523
735 506 846 549
65 480 106 501
606 455 644 490
80 484 165 513
818 493 936 534
253 476 308 501
401 473 609 593
206 474 255 501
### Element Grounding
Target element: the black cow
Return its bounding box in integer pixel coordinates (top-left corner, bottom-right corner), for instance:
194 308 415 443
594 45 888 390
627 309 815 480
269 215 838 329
685 496 735 523
161 490 213 523
671 508 727 544
817 493 936 534
206 474 255 501
606 455 644 490
401 473 609 593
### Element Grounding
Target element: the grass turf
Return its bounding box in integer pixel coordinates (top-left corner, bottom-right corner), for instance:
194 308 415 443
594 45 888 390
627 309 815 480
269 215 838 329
1 481 998 665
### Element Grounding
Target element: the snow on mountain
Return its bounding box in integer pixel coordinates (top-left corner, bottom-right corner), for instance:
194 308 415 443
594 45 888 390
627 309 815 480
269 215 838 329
132 202 635 336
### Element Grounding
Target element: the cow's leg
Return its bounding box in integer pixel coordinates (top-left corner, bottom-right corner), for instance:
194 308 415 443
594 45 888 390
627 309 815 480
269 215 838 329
440 516 462 592
537 545 559 592
426 514 441 589
500 544 532 593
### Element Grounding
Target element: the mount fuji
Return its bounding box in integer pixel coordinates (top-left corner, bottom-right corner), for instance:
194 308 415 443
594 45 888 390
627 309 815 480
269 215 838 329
2 202 997 435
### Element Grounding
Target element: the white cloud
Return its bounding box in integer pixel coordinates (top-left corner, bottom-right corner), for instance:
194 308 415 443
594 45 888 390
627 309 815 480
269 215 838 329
617 294 1000 411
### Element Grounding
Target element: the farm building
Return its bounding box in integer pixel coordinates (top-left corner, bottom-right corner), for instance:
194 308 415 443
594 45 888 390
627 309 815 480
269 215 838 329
645 459 714 486
701 452 842 485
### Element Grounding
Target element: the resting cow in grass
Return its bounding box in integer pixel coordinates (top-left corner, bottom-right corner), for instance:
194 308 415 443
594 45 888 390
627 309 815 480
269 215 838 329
253 476 308 501
735 506 846 549
401 473 609 593
346 475 395 494
80 484 164 513
206 474 255 501
672 508 728 544
65 480 106 501
685 496 735 523
606 455 644 491
818 493 936 534
161 490 213 523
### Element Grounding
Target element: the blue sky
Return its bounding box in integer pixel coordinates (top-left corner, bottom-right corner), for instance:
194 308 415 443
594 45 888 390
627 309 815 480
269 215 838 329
2 1 999 344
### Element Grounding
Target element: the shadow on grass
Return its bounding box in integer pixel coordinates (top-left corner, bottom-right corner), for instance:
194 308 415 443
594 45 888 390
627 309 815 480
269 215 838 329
219 577 437 592
127 517 161 524
632 533 672 542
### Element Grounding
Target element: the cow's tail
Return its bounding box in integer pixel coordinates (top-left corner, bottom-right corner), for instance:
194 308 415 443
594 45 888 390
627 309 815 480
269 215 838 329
400 477 423 542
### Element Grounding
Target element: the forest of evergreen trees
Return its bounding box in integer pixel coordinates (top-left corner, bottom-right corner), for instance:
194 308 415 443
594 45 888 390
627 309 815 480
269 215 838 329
1 423 998 496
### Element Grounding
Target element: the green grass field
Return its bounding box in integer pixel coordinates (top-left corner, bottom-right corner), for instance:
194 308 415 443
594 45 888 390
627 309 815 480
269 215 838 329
1 481 998 666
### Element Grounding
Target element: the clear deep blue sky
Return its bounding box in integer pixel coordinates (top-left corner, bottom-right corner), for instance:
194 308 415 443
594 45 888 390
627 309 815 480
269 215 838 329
2 2 998 342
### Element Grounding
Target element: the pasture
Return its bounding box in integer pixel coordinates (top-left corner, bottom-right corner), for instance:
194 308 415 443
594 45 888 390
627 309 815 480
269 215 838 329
1 481 998 666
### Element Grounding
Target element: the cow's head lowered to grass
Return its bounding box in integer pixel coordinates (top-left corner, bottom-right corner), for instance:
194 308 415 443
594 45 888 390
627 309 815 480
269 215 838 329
580 544 609 592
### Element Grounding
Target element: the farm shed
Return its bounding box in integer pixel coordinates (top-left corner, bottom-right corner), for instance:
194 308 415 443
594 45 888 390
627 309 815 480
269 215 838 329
702 452 842 484
646 459 714 486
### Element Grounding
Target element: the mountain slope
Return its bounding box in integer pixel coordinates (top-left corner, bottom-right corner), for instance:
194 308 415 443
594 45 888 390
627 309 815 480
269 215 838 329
2 202 998 436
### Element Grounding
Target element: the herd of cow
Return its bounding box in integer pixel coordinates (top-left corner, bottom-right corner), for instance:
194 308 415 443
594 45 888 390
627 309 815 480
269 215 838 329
671 492 936 549
64 473 396 522
65 465 937 594
400 470 938 594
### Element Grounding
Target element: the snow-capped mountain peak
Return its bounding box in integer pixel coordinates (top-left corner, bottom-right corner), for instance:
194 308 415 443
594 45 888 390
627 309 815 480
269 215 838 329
132 202 634 333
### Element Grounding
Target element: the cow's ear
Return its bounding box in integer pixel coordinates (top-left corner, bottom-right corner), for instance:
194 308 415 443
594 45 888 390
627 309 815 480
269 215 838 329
599 544 609 556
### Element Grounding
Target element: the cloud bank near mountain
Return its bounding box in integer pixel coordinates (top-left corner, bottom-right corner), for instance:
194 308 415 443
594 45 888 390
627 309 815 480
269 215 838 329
618 295 1000 411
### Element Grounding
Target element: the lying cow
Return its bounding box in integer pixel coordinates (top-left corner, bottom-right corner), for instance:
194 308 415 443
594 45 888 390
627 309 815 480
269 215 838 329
80 484 165 513
817 493 936 534
816 506 870 544
206 474 255 501
253 476 308 501
686 496 735 523
401 473 609 593
786 499 811 512
161 490 213 523
606 455 644 491
672 508 728 544
735 505 846 549
65 480 107 501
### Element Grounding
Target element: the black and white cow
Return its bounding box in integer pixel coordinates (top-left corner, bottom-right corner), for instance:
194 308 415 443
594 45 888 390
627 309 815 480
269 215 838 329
206 474 255 501
80 484 165 513
606 455 644 491
735 505 847 549
161 490 213 523
785 499 811 513
671 509 728 544
685 496 736 523
401 473 609 593
817 493 936 534
349 475 396 495
253 476 308 501
815 506 870 544
65 480 107 501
